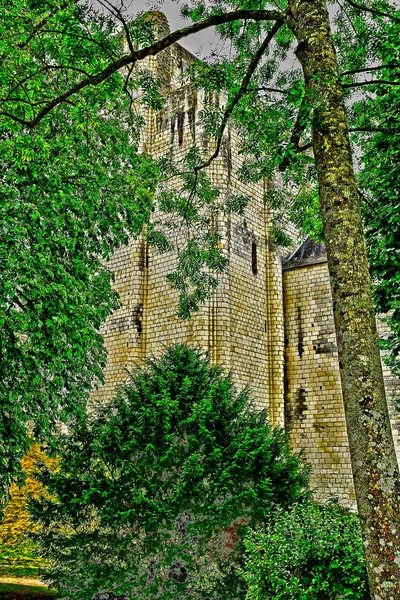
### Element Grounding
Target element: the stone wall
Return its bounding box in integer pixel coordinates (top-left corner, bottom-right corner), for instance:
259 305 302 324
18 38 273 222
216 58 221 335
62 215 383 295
283 259 400 506
90 39 288 418
90 21 400 507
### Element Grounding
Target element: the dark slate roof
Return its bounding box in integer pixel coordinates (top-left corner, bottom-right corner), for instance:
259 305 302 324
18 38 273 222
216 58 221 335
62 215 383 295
282 237 327 270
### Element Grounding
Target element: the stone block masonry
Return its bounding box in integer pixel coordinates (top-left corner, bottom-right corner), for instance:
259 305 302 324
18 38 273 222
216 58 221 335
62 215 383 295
90 29 289 422
283 258 400 507
90 15 400 506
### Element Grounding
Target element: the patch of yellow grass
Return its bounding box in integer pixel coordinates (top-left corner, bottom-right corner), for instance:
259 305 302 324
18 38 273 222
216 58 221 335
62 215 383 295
0 576 46 587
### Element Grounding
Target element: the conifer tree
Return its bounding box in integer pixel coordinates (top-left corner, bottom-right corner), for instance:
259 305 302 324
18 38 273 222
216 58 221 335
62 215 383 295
27 344 310 600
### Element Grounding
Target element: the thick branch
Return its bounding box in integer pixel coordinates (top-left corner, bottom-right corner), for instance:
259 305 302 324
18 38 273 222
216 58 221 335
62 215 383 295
194 20 283 173
0 9 284 128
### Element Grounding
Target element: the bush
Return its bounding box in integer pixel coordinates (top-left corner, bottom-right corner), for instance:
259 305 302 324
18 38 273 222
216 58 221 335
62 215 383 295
27 344 309 600
241 501 370 600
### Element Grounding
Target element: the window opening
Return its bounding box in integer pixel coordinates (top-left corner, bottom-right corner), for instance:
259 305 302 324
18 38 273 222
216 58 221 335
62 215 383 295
251 241 257 275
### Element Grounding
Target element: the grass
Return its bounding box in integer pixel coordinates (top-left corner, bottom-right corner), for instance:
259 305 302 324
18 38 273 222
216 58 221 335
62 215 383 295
0 577 58 599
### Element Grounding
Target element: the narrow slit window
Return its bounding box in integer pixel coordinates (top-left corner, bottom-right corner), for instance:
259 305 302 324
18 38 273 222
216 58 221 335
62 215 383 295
251 241 258 275
177 112 184 146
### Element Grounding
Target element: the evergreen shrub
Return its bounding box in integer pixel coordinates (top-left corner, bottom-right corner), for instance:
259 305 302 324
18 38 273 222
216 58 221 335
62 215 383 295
27 344 309 600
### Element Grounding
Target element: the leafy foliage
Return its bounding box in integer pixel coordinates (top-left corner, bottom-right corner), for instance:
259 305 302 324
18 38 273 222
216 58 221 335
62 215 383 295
1 0 399 596
241 502 370 600
27 344 310 600
0 0 158 501
151 147 230 318
1 1 269 500
0 444 56 577
342 15 400 383
2 0 399 500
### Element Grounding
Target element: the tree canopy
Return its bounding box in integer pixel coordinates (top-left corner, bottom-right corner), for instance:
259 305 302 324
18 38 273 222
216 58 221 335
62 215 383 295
0 0 158 499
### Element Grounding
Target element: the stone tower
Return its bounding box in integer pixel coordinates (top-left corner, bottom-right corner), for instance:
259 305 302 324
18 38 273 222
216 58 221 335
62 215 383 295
91 21 400 507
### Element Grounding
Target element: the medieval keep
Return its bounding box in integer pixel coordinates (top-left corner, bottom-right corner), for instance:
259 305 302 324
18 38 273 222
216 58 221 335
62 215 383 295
90 14 400 508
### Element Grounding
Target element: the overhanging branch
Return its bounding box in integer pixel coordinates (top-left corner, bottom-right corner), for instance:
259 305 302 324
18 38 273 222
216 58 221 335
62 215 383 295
341 63 399 76
1 8 284 128
174 20 283 235
194 20 284 173
343 0 400 22
248 86 288 94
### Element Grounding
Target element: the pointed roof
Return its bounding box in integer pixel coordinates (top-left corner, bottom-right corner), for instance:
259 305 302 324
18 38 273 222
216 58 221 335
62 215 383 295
282 236 327 270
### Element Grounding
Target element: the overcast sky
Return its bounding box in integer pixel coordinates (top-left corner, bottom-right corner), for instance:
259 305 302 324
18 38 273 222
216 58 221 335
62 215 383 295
91 0 399 70
93 0 255 56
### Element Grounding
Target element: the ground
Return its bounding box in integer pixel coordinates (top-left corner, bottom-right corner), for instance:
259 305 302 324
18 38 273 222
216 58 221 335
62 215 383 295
0 577 57 599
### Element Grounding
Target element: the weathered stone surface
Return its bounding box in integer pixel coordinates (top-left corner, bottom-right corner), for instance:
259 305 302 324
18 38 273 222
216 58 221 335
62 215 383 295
90 35 400 510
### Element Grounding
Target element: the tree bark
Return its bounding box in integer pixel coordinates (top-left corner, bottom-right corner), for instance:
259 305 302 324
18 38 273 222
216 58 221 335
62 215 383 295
287 0 400 597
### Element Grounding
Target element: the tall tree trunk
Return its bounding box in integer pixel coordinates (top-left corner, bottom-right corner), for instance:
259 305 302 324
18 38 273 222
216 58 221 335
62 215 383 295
287 0 400 597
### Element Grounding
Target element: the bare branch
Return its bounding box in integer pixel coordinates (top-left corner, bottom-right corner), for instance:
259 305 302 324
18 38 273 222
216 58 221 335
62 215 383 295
194 19 284 173
0 8 284 128
343 79 400 88
337 0 358 35
97 0 135 55
172 20 283 240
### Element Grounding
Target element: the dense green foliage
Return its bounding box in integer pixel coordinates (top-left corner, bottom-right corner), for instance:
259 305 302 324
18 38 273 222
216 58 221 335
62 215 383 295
1 0 399 501
241 502 370 600
349 23 400 384
27 344 310 600
0 1 252 500
0 0 159 500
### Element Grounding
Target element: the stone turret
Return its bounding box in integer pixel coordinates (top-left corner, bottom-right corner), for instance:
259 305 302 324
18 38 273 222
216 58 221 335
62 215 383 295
91 14 400 507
